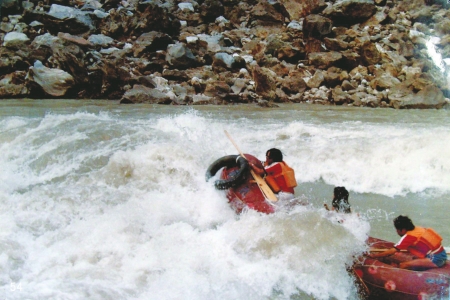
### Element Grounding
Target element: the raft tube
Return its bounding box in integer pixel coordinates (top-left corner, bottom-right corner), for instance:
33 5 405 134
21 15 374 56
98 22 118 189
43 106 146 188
352 237 450 300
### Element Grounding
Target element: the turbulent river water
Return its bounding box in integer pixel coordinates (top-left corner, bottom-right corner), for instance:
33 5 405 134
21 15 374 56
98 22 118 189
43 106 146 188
0 100 449 299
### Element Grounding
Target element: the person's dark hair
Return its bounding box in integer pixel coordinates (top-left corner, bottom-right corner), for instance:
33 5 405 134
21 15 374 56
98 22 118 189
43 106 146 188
393 215 415 231
266 148 283 162
334 186 349 201
332 186 351 213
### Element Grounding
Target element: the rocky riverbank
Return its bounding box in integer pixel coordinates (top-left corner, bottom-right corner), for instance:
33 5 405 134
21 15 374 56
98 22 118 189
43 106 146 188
1 0 450 108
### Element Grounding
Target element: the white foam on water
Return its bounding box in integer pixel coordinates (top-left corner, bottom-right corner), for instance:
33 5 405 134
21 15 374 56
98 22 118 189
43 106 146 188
0 106 449 299
237 120 450 197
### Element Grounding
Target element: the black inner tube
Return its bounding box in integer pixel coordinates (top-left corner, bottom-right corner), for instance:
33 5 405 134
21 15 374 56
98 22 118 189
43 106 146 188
205 155 249 190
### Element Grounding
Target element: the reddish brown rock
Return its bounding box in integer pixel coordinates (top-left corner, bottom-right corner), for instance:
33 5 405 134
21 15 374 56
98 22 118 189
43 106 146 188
252 65 278 101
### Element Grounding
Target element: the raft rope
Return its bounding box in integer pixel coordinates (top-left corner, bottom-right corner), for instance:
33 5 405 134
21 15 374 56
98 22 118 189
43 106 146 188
352 269 370 296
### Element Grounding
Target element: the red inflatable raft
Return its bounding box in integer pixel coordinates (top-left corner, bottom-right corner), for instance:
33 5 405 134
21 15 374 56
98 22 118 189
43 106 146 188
205 154 275 214
352 237 449 300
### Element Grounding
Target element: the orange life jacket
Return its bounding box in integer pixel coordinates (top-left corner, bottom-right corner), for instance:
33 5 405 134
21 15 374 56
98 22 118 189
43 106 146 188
265 162 297 194
406 227 443 258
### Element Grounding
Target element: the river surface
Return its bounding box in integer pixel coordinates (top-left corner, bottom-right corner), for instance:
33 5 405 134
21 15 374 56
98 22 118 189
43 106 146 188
0 100 449 300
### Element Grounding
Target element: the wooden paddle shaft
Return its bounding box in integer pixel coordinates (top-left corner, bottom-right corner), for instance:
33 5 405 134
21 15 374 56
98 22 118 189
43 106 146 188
369 248 405 252
369 248 450 254
225 131 246 158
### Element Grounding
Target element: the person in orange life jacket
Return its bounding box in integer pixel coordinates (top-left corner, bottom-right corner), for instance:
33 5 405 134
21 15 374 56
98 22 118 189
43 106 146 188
249 148 297 201
369 215 447 270
324 186 351 213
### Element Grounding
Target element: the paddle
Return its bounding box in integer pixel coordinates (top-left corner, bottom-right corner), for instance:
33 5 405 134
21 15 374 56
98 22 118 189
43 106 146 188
224 130 278 202
369 248 406 253
369 248 450 254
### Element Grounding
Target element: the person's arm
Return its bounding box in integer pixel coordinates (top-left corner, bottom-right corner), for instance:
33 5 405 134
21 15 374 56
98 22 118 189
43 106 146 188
369 247 398 258
323 204 336 211
249 162 265 176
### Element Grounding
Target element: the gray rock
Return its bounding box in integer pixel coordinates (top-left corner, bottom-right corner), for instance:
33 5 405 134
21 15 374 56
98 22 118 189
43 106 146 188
231 78 247 94
48 4 95 32
3 31 30 48
166 43 197 69
323 0 377 25
120 84 172 104
27 60 75 97
88 34 114 48
389 84 447 109
213 52 235 69
306 70 325 89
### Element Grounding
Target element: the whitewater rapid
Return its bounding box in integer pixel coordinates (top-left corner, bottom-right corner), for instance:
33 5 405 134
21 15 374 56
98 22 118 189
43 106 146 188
0 101 449 299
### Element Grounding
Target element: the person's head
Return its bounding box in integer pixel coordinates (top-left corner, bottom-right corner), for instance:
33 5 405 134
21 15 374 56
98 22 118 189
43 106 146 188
333 186 349 200
265 148 283 164
393 215 415 236
332 186 350 212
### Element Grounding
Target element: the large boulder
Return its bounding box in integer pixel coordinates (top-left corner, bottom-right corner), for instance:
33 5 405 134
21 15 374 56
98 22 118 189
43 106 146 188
88 34 114 48
212 52 235 71
166 43 197 69
0 49 29 74
2 31 30 49
324 37 349 51
29 33 59 62
308 51 343 69
281 70 307 94
360 41 381 65
370 74 401 90
120 85 172 104
332 86 352 105
58 32 93 48
303 14 333 38
47 34 91 85
306 70 325 88
322 0 377 26
27 60 75 97
0 71 29 98
252 65 277 101
204 81 231 99
47 4 95 32
388 83 447 109
24 4 95 35
340 50 361 70
249 0 286 26
133 32 173 58
279 0 327 20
